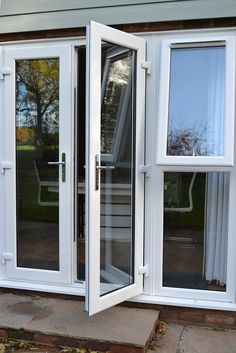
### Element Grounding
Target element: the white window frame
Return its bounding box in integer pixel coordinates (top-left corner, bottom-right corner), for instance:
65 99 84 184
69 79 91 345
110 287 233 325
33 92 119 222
156 35 236 166
153 165 236 303
0 46 4 272
144 30 236 305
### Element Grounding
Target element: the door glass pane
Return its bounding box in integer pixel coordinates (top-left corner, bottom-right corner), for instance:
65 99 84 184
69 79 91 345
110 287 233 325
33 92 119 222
163 171 229 291
77 47 86 282
167 46 225 157
16 58 60 271
100 45 135 296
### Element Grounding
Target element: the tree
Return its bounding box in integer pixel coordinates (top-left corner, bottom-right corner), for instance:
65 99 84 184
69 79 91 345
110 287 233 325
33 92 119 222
167 122 210 157
16 127 35 145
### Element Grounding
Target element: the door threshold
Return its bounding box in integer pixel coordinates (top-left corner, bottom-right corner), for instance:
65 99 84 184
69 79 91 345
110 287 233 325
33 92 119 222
0 279 86 297
1 279 236 312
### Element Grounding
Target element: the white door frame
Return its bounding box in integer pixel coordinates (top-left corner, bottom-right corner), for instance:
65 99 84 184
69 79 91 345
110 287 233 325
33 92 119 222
2 43 74 284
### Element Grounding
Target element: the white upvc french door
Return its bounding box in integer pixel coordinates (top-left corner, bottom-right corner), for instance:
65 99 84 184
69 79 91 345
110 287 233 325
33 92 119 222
86 21 146 315
2 43 73 284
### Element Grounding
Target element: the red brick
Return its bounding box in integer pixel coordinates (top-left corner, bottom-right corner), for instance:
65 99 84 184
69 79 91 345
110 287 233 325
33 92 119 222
53 336 109 352
178 312 204 322
205 315 235 326
110 344 144 353
159 309 179 320
33 333 54 345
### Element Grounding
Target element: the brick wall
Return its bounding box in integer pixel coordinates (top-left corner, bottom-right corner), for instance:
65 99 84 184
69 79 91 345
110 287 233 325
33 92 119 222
121 302 236 328
0 17 235 42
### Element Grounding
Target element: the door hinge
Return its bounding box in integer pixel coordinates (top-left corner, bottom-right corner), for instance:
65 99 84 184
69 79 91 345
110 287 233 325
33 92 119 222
139 164 150 178
141 61 151 74
0 67 11 80
0 161 12 174
2 252 13 264
138 265 149 277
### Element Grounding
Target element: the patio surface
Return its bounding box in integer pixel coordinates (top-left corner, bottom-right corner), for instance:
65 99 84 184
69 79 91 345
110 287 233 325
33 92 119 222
0 292 235 353
148 322 236 353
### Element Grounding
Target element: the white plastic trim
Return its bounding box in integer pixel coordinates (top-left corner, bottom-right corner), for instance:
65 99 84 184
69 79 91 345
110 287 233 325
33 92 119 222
156 35 236 167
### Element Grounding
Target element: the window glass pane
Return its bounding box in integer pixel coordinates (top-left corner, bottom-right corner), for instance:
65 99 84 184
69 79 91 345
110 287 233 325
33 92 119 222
100 45 135 296
76 48 86 281
163 171 229 291
101 51 132 158
76 46 135 286
167 46 225 157
16 58 60 271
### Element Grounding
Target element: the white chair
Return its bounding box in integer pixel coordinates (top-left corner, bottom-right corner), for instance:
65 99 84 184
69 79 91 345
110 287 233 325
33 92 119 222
34 159 59 206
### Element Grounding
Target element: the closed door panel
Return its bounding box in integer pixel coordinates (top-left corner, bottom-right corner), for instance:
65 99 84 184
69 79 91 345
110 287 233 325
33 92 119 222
3 44 73 284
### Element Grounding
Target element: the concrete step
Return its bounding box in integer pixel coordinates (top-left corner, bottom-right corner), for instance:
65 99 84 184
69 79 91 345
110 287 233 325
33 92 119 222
0 293 159 353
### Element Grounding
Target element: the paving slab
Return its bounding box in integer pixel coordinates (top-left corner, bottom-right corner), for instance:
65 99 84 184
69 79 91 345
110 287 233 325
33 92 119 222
24 299 159 347
147 324 184 353
0 293 54 329
148 324 236 353
179 325 236 353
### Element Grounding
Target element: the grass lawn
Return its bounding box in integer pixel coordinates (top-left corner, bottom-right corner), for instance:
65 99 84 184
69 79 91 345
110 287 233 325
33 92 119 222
17 149 58 223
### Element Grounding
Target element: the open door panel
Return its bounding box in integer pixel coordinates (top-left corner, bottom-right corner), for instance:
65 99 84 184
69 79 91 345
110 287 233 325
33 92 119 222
85 21 146 315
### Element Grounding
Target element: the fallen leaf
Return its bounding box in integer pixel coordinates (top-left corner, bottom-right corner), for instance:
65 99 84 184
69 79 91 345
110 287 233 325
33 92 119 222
158 320 167 335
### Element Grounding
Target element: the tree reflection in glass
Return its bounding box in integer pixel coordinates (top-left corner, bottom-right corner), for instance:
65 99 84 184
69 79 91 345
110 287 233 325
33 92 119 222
167 46 225 157
100 47 135 296
101 52 132 159
16 58 60 271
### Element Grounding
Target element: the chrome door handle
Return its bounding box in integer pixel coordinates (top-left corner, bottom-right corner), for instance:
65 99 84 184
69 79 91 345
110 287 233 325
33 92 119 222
96 165 115 170
95 154 115 191
47 161 65 165
0 161 12 174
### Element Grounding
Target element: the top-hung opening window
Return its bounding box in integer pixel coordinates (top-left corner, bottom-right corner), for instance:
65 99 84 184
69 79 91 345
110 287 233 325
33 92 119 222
157 36 235 166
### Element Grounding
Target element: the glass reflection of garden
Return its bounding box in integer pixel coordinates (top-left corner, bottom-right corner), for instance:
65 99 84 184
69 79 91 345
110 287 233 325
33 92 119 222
163 172 227 292
16 59 60 270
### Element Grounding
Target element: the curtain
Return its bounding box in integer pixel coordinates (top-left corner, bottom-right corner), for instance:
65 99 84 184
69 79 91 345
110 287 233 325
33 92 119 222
204 45 227 285
206 46 225 156
204 172 229 285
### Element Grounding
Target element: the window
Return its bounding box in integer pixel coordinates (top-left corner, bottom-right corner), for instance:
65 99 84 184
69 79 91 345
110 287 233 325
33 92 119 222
150 33 236 302
163 171 229 292
156 37 235 166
